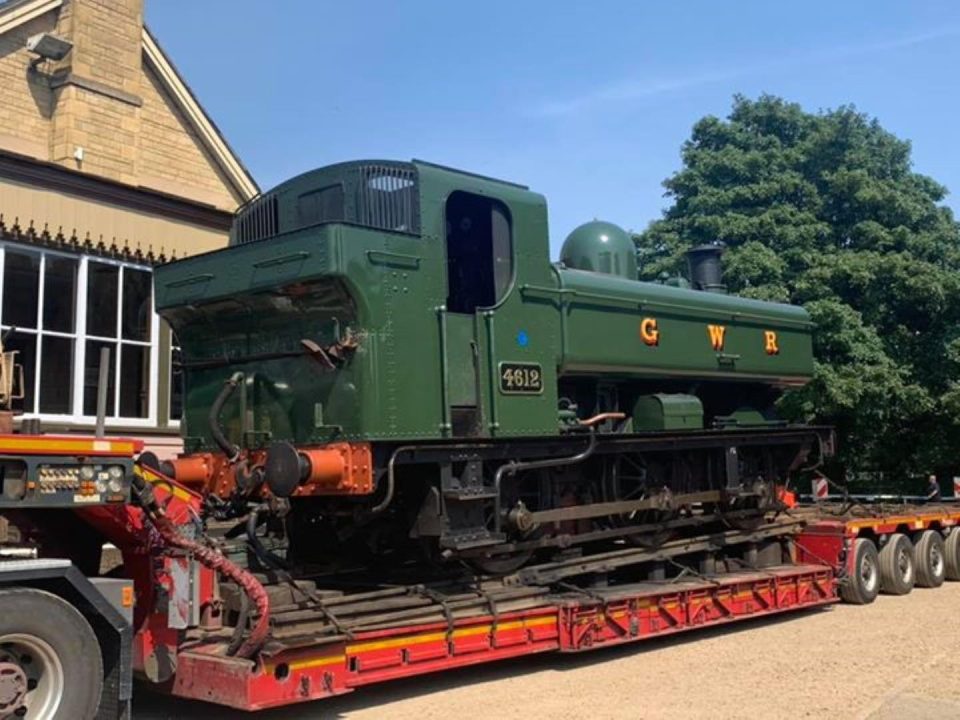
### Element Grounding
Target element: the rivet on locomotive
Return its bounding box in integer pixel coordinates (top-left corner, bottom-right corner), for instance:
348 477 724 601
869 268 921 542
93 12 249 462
153 160 832 574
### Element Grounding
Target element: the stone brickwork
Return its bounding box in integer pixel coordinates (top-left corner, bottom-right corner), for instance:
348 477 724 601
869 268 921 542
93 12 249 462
0 11 56 155
139 64 237 209
0 0 248 212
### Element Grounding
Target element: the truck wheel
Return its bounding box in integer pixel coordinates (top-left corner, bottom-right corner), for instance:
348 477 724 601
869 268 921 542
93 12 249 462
879 533 915 595
945 529 960 581
914 530 946 588
0 588 102 720
840 538 880 604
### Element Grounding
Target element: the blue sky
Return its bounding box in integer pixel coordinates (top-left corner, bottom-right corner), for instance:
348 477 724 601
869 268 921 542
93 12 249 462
148 1 960 255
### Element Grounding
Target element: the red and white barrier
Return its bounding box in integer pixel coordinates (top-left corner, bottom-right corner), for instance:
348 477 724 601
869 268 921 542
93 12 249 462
812 476 829 501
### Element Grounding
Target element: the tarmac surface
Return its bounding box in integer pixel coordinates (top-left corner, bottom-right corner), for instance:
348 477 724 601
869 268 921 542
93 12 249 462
136 581 960 719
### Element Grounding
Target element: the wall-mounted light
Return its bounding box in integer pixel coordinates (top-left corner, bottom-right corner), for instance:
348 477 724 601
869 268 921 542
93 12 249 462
26 32 73 69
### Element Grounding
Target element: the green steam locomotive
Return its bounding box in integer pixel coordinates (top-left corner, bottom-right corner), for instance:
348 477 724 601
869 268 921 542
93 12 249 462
154 160 830 572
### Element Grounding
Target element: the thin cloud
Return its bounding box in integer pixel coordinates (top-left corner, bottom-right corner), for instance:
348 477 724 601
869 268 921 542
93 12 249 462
530 27 960 118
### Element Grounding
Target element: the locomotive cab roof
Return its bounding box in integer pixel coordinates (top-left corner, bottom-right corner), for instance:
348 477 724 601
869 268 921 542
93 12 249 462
230 159 545 246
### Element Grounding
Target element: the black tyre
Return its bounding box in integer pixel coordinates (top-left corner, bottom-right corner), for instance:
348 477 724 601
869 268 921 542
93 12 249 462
878 533 915 595
840 538 880 604
914 530 946 588
945 528 960 581
0 588 103 719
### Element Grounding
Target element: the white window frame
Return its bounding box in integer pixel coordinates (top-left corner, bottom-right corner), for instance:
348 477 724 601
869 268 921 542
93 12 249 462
167 338 182 429
0 243 160 428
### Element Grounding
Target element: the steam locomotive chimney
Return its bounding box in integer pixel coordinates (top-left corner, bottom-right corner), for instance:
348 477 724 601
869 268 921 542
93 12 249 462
686 244 726 294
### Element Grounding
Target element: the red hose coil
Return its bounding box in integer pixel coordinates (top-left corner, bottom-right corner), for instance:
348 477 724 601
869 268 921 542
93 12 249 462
154 515 270 659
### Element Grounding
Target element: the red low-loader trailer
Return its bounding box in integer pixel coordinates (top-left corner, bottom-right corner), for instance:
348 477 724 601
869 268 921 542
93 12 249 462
170 560 838 711
796 501 960 603
19 451 960 718
73 463 850 716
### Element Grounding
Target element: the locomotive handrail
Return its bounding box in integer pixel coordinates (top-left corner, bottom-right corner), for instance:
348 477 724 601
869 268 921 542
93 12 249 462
491 431 597 533
366 250 421 269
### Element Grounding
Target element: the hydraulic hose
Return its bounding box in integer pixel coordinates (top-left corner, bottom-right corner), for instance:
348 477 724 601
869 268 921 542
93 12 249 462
130 470 270 659
156 516 271 658
210 372 244 461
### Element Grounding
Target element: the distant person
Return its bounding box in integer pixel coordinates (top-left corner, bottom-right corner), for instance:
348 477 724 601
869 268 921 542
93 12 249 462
925 475 942 503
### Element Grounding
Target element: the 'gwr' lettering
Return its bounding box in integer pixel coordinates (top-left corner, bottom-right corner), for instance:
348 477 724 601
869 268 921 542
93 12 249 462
707 324 726 351
640 317 660 346
764 331 779 355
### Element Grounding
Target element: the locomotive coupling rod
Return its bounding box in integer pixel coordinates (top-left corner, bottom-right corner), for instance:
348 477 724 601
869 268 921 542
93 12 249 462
525 489 722 525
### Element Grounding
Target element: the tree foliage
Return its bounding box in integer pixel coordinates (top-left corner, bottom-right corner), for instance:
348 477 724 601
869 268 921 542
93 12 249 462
637 95 960 483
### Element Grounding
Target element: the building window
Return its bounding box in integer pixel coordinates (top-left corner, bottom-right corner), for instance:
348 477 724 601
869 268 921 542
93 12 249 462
0 244 158 425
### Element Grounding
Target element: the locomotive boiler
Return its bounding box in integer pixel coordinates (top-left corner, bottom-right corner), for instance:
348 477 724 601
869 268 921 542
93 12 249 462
154 160 830 572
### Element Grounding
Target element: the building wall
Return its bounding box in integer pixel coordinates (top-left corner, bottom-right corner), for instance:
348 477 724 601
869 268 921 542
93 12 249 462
0 10 56 158
0 0 257 445
0 0 250 230
138 63 238 210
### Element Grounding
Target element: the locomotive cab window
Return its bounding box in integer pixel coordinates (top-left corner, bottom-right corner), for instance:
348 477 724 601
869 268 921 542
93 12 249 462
445 192 513 314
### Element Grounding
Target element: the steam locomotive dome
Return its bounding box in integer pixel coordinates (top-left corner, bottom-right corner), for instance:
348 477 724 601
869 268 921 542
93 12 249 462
560 220 637 280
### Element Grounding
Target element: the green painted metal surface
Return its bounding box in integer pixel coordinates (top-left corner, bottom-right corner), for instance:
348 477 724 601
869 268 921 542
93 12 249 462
154 159 815 451
632 394 704 432
560 220 638 280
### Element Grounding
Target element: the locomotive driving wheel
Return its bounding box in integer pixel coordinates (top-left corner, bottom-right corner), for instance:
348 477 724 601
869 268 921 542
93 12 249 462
717 479 778 531
468 549 535 576
466 471 540 576
603 455 678 548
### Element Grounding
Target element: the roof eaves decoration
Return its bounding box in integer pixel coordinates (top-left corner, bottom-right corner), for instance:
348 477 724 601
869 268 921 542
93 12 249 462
0 212 174 266
0 0 61 37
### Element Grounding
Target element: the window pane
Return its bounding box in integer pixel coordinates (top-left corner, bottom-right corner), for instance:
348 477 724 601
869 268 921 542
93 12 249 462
491 204 513 302
121 268 152 341
43 256 78 333
119 344 149 418
2 252 39 329
169 345 183 420
4 332 36 413
86 262 119 338
83 340 116 416
38 335 73 414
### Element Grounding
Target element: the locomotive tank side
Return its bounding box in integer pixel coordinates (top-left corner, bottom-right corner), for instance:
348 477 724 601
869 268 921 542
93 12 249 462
554 266 814 385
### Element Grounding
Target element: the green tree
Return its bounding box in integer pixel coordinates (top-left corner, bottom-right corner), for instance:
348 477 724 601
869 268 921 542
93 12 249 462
637 94 960 486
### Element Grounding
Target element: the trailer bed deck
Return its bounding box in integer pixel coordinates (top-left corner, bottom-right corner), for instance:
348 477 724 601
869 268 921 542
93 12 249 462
169 563 837 711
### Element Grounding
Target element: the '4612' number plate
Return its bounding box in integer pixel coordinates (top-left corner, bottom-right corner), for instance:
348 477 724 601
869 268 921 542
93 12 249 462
499 362 543 395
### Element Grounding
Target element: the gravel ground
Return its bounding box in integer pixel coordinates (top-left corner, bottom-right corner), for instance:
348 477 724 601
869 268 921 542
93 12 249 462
136 582 960 719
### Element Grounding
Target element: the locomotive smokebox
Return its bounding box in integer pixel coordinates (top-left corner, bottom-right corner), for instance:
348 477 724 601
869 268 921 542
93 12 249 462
686 244 726 293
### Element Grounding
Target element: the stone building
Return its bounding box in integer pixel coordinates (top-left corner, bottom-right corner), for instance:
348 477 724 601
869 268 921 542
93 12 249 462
0 0 257 454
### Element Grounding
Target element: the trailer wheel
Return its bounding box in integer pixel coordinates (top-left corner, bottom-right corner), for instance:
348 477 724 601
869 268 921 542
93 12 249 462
914 530 946 588
0 588 103 720
879 533 915 595
945 529 960 581
840 538 880 604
